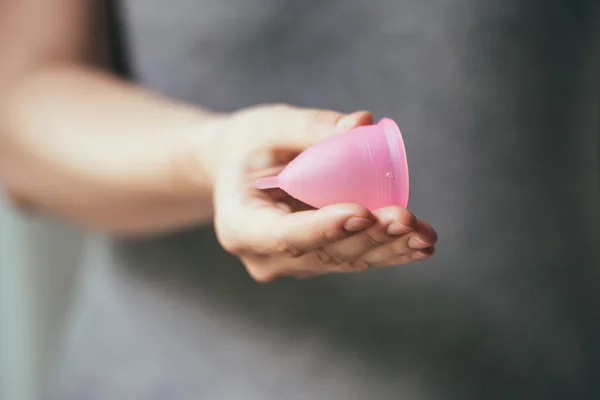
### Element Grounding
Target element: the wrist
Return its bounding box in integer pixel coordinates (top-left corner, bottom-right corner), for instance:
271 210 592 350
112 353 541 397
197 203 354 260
164 108 227 201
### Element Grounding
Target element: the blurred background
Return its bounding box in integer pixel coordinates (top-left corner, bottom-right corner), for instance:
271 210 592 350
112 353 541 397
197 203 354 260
0 197 82 400
1 1 598 400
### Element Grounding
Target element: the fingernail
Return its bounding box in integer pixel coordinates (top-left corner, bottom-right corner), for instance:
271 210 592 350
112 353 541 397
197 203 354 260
413 251 427 260
387 222 412 235
344 217 373 232
408 235 431 249
336 113 360 130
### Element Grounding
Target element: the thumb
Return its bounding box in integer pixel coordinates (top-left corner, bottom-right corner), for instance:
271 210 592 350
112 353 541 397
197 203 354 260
333 110 374 132
272 108 374 150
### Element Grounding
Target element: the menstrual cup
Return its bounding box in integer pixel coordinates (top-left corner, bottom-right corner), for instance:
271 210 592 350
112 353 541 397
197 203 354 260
255 118 409 210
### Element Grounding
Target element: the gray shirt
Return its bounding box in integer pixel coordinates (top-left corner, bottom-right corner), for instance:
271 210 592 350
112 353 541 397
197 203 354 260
49 1 599 399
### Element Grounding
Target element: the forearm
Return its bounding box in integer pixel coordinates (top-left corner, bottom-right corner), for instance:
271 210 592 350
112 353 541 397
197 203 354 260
0 63 220 235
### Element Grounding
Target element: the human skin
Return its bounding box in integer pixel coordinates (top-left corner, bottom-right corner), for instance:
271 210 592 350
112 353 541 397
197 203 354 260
0 0 437 281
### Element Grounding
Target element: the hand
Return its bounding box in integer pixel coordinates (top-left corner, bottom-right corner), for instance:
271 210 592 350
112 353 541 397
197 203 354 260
207 104 438 282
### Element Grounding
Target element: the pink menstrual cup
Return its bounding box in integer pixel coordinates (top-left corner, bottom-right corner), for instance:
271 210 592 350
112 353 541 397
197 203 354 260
255 118 409 210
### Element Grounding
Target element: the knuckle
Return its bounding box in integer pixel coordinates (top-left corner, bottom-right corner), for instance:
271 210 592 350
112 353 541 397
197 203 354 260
364 231 388 247
318 224 347 245
338 204 372 222
382 207 416 228
315 248 342 266
392 238 410 254
315 249 332 264
390 207 413 220
275 236 305 258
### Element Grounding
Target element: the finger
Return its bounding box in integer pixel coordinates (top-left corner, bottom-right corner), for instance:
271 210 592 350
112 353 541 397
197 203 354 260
290 245 435 280
298 244 435 276
258 241 435 283
315 206 417 265
266 106 374 149
360 220 438 265
297 109 374 144
225 202 375 256
372 246 436 268
299 107 374 134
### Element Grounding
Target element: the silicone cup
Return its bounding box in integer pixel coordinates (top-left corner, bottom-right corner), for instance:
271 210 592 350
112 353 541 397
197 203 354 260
255 118 409 210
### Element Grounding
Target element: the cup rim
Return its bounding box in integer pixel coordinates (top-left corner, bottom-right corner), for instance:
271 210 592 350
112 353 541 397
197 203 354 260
378 118 410 208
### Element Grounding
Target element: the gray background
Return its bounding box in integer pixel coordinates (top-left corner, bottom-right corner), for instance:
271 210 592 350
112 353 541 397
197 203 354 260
39 0 600 399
